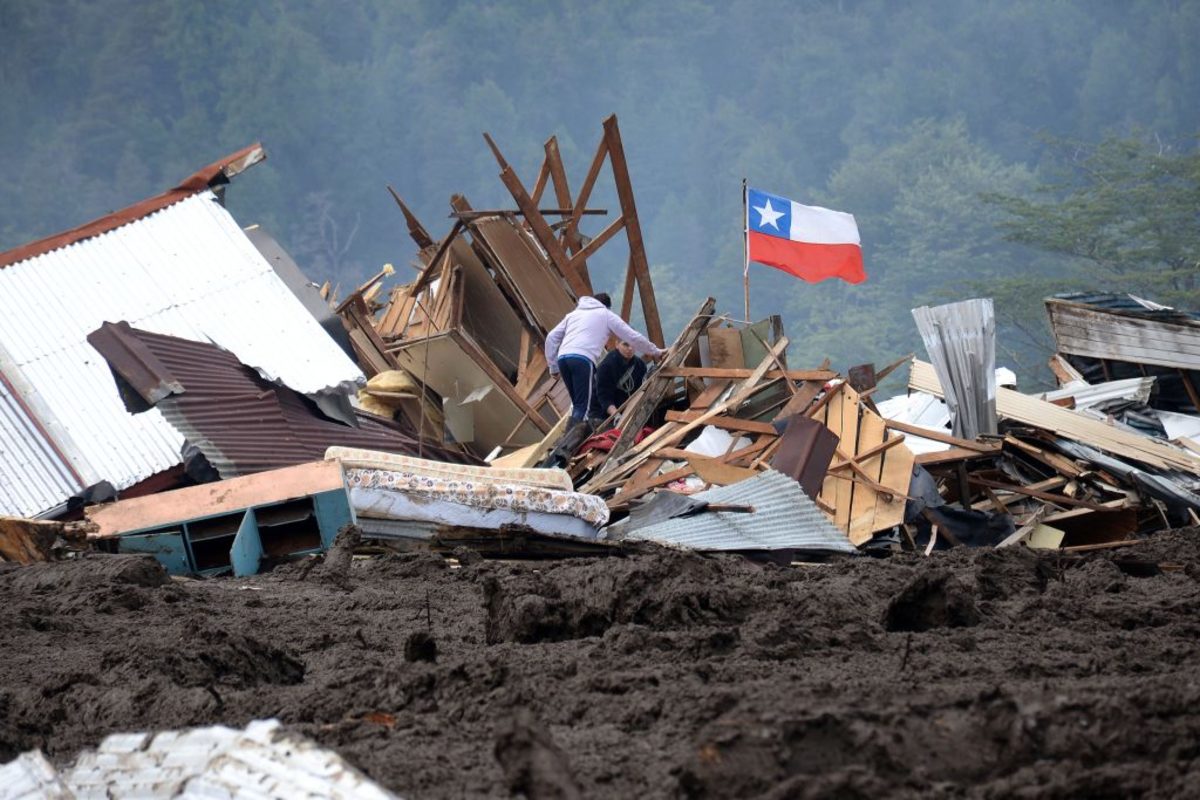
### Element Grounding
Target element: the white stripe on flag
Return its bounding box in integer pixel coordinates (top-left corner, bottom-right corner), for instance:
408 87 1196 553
788 201 860 245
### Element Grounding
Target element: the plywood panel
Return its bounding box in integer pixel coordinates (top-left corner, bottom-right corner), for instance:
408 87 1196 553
847 411 884 544
469 216 575 333
1047 301 1200 369
391 333 546 454
707 326 745 369
452 238 525 377
89 460 345 539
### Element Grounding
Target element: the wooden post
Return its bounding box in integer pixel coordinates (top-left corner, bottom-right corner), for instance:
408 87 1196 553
603 115 663 346
742 179 750 321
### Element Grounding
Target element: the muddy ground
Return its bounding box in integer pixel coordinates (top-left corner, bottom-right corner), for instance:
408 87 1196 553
3 530 1200 798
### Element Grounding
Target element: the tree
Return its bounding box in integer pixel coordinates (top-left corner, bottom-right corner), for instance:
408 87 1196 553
987 133 1200 309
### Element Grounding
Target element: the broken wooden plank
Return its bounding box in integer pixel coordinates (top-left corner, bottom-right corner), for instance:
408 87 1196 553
882 418 999 452
602 297 716 464
662 367 837 381
664 410 777 435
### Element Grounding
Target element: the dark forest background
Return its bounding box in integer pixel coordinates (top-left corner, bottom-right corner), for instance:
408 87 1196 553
2 0 1198 386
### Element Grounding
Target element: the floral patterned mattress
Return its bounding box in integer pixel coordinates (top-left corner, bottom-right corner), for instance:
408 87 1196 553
325 446 573 491
343 467 609 527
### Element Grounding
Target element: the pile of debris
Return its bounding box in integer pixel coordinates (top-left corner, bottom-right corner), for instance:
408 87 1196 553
1 115 1198 577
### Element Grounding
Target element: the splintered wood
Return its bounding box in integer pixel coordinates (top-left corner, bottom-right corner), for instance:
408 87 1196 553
567 306 917 544
327 113 1195 556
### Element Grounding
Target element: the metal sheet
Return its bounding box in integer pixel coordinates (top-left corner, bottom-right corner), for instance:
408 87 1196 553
769 414 839 499
0 375 84 517
625 469 855 553
0 192 364 515
912 298 996 438
87 323 468 480
4 719 399 799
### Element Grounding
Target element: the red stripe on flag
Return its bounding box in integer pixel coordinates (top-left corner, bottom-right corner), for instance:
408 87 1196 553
748 231 865 284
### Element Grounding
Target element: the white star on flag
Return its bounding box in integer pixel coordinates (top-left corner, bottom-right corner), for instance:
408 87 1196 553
754 198 784 230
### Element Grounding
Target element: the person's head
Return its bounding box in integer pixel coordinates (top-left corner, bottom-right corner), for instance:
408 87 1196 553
616 340 635 359
593 292 612 308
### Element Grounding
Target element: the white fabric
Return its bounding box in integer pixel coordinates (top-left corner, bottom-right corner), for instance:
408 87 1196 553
545 297 663 371
352 488 601 540
788 201 861 245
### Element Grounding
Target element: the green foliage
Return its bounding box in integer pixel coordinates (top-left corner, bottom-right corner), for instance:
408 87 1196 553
988 134 1200 307
2 0 1199 388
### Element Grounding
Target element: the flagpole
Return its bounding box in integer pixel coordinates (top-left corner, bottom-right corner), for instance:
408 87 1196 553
742 178 750 321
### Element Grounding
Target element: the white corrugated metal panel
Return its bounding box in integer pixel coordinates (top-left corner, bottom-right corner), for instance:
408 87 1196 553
1042 376 1156 410
626 469 856 553
0 720 398 799
0 378 84 517
912 298 997 439
874 392 952 455
0 750 74 798
0 192 363 516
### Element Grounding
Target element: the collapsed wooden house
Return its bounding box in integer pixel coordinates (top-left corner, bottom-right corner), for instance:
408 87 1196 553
336 115 663 460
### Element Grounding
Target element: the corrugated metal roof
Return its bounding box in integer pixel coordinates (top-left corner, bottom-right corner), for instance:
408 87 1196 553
0 191 364 516
0 143 265 270
0 370 85 518
1052 292 1200 321
625 469 856 553
89 322 472 477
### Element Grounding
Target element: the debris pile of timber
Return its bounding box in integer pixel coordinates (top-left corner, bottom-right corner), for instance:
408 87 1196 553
332 114 662 462
4 114 1200 572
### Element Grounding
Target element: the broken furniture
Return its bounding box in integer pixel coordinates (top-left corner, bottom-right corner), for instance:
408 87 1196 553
86 460 354 576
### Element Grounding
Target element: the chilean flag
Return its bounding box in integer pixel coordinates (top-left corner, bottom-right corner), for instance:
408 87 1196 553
746 187 866 284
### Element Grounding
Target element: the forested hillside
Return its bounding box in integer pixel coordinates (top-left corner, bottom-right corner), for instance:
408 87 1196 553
2 0 1198 384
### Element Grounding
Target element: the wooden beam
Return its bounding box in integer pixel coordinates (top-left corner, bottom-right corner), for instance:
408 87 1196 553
1180 369 1200 412
483 132 591 296
662 367 837 381
914 447 998 465
883 418 999 452
566 216 627 274
967 476 1113 510
451 208 607 220
664 410 777 435
402 218 464 303
828 435 906 471
530 152 551 206
387 186 434 249
603 115 663 345
602 297 716 464
565 135 610 248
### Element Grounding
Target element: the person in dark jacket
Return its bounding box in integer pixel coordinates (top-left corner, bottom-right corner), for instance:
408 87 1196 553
592 339 649 420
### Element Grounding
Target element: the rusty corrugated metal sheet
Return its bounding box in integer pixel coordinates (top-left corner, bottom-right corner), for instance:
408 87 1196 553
89 322 473 477
0 144 264 270
769 414 839 499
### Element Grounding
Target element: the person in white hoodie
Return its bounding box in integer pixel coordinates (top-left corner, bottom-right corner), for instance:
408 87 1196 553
544 293 665 424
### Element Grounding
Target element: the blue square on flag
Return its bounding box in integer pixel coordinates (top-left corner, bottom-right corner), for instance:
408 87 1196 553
747 188 791 238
